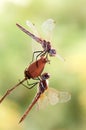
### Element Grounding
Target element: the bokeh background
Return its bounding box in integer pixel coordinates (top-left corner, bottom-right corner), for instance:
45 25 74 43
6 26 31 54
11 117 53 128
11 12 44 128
0 0 86 130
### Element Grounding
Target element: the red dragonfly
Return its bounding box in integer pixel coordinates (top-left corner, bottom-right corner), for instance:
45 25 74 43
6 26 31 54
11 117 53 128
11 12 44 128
19 73 71 123
16 19 64 61
0 56 49 103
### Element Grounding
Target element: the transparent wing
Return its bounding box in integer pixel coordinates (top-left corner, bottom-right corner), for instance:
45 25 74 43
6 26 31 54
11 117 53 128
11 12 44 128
41 18 55 41
36 87 71 110
36 92 49 110
46 87 71 105
26 19 65 61
42 19 65 61
56 53 65 62
26 20 42 57
26 20 39 36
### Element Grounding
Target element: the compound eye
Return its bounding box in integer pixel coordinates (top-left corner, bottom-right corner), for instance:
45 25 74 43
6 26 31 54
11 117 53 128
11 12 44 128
49 49 56 56
42 73 50 80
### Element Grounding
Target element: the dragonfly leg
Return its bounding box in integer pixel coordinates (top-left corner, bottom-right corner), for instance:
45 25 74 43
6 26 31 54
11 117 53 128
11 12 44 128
26 80 39 89
35 50 45 61
30 51 43 64
39 51 50 63
33 77 40 81
45 52 50 63
19 79 39 89
25 77 41 89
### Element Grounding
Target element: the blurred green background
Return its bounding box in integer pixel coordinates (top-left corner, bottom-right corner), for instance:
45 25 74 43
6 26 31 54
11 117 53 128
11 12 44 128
0 0 86 130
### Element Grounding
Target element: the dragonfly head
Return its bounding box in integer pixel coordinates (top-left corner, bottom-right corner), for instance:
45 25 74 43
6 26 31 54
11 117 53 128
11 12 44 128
41 73 50 80
49 48 56 56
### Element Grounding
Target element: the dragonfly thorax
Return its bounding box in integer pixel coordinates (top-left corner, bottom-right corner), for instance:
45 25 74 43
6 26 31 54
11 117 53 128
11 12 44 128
41 40 56 57
42 40 51 51
39 80 48 94
38 73 50 93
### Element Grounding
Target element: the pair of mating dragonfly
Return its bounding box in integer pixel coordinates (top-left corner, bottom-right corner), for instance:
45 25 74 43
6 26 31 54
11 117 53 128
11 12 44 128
0 19 71 123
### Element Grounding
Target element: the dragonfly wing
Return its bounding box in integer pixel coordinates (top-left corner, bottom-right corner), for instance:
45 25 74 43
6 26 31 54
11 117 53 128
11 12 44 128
41 18 55 41
26 20 42 58
56 53 65 62
36 92 49 110
42 19 65 61
26 20 39 36
46 87 71 105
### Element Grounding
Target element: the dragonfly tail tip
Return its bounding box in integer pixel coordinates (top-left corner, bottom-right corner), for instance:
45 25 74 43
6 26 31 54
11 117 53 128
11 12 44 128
18 118 23 124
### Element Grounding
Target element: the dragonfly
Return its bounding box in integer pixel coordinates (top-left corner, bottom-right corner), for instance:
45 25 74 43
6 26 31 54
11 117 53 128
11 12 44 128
16 19 64 62
19 73 71 123
0 56 49 103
